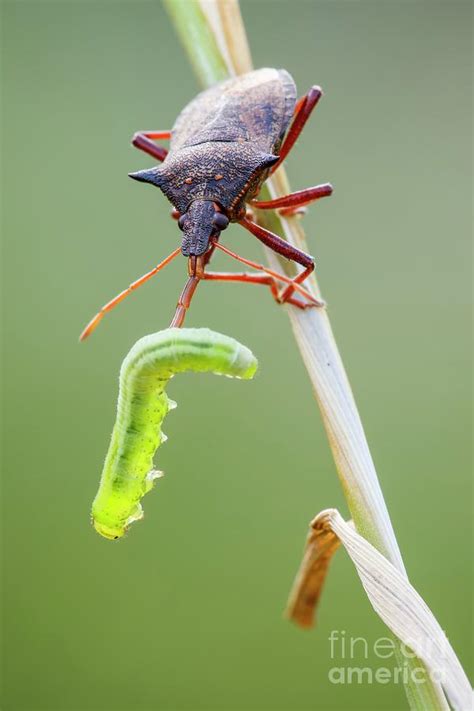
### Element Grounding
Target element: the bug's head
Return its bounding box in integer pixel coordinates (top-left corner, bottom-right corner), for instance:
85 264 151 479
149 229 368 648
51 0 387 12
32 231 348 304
128 167 229 256
177 200 229 257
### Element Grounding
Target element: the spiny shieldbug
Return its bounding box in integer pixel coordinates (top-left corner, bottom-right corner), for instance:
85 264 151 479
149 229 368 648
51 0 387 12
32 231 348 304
80 68 332 339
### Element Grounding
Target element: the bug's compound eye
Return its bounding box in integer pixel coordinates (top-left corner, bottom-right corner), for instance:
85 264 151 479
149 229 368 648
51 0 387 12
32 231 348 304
212 212 229 231
178 214 187 231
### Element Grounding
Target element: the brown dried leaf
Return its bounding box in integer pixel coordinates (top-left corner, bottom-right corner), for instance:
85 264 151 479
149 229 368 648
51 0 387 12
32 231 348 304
287 509 472 711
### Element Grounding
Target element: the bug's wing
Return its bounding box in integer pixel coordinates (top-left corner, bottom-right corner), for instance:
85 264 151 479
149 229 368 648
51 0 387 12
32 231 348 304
170 68 296 155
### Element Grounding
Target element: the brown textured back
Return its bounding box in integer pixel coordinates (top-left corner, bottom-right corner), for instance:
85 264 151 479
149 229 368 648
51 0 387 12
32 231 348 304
170 68 296 155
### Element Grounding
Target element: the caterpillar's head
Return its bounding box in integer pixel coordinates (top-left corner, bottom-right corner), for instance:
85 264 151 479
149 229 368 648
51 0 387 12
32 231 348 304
92 503 144 541
93 519 124 540
177 200 229 256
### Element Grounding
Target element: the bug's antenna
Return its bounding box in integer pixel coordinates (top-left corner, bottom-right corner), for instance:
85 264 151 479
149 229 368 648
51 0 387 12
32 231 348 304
79 247 182 341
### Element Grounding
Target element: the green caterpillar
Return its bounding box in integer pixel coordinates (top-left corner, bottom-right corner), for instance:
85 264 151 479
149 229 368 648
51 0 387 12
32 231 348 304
91 327 258 540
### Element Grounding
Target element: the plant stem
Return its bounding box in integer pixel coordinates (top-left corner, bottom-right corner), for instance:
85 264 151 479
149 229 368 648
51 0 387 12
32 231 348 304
162 1 449 708
163 0 229 86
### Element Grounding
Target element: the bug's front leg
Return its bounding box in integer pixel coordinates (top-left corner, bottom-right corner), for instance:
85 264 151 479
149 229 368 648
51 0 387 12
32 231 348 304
131 130 171 162
169 276 200 328
203 271 315 310
237 219 323 305
212 242 324 308
239 217 314 269
169 255 208 328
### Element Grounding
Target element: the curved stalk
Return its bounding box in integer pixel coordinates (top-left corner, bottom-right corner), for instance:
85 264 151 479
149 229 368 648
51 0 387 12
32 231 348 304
162 1 450 708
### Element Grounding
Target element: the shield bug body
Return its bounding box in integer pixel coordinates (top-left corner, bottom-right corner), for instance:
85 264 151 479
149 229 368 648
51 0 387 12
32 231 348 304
81 68 332 339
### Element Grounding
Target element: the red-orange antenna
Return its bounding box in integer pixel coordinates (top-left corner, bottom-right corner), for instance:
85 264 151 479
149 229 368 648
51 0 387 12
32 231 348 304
79 247 182 341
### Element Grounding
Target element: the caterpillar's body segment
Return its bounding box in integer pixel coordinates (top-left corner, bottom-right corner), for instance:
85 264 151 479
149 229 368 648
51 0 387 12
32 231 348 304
92 328 258 540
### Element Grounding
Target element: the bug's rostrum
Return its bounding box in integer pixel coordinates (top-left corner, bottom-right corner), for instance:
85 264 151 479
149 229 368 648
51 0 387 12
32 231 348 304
178 199 217 256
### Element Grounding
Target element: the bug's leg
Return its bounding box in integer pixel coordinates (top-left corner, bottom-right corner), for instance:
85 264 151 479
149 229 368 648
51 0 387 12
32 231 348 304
169 255 206 328
131 130 171 162
277 264 316 304
213 242 324 307
279 205 307 218
230 223 323 306
169 276 201 328
271 87 322 173
239 217 314 270
203 271 314 310
251 183 333 216
80 247 182 341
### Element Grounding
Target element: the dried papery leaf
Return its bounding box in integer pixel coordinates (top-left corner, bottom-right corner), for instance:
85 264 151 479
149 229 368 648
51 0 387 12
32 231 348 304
286 513 342 628
287 509 472 711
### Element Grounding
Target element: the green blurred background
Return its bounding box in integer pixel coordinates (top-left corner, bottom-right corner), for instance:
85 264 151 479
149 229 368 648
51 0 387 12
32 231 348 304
2 1 471 709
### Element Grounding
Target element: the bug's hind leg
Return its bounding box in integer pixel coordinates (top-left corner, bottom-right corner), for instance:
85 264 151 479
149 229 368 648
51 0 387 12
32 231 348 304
131 130 171 162
271 86 323 173
251 183 333 216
